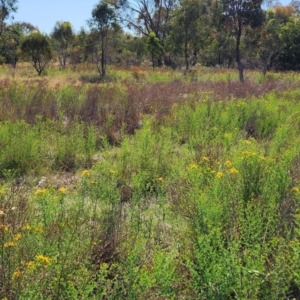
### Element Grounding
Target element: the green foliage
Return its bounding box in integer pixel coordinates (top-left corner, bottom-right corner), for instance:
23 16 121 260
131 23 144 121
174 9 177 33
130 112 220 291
146 32 163 68
278 17 300 70
1 69 300 299
221 0 265 81
167 0 208 70
0 0 18 36
21 32 53 76
0 23 22 67
89 1 118 77
51 21 74 69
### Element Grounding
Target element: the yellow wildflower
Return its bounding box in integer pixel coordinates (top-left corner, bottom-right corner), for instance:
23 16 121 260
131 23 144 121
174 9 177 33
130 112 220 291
202 157 210 163
189 163 198 169
58 187 67 194
14 233 22 242
216 172 223 179
244 140 252 145
81 170 90 177
242 151 257 157
33 226 43 233
291 187 299 193
229 168 239 174
35 188 47 196
36 255 51 264
156 177 164 181
22 224 31 231
27 261 35 270
225 160 232 167
12 271 21 280
4 241 15 248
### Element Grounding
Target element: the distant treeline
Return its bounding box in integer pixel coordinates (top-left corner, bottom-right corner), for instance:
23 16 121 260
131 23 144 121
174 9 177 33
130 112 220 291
1 0 300 78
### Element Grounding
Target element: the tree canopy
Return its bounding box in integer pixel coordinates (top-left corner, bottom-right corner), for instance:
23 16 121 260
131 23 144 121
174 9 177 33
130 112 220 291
51 21 74 68
21 32 53 75
89 1 118 77
0 0 18 36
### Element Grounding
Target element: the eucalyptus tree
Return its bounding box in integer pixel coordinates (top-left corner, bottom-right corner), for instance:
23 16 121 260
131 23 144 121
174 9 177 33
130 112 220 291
69 29 87 69
252 5 297 74
204 0 235 68
51 21 74 69
21 32 53 75
114 0 177 64
0 22 22 67
89 1 118 77
0 0 18 36
167 0 209 70
255 8 285 75
277 16 300 70
221 0 265 81
290 0 300 15
0 21 35 66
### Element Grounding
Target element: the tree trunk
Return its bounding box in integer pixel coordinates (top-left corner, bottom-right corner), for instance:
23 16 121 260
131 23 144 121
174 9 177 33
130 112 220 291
184 31 189 71
152 52 155 70
236 18 244 82
101 29 106 77
101 49 105 77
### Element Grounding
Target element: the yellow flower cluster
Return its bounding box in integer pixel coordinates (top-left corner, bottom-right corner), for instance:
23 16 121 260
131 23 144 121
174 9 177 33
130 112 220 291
58 187 67 194
27 261 35 270
216 172 223 179
225 160 232 167
81 170 90 177
33 226 43 233
14 233 22 241
229 168 239 174
202 156 210 163
4 241 16 248
22 224 31 231
12 271 21 280
291 187 299 193
35 188 47 196
189 163 198 169
242 151 257 157
35 254 51 264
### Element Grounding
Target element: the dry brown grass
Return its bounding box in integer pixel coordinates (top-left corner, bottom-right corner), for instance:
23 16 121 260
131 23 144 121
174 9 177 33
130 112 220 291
0 66 297 144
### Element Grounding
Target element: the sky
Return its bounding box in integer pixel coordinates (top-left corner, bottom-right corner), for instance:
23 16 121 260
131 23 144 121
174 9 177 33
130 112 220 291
12 0 99 34
12 0 292 35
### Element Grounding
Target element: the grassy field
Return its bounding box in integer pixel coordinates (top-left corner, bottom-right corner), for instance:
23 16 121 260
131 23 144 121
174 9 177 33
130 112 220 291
1 64 300 299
